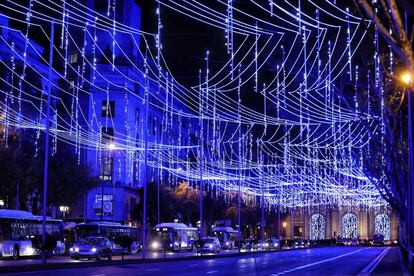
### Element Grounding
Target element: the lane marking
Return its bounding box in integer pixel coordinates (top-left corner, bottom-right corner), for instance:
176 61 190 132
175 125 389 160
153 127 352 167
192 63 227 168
270 248 365 275
146 268 160 272
359 247 390 274
207 270 218 274
188 263 199 267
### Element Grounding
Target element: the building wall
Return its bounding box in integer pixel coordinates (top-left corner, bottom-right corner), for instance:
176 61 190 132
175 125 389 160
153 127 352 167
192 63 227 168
281 207 398 241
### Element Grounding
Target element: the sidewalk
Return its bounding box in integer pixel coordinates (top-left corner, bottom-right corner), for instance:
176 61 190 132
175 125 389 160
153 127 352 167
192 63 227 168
372 247 410 276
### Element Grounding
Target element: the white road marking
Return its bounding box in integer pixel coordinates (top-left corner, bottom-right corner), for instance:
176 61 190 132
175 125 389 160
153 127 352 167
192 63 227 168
358 247 390 274
146 268 160 272
188 264 199 267
270 248 365 276
207 270 218 274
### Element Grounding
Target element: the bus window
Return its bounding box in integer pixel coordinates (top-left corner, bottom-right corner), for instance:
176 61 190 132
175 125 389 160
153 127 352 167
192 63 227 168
0 222 11 240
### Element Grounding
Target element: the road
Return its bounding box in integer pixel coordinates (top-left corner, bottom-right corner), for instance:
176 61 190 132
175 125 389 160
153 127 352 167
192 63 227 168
0 249 239 267
5 247 406 275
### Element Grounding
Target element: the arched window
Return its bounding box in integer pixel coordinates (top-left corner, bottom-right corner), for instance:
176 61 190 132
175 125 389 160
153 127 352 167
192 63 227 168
310 214 325 240
375 214 390 240
342 213 358 239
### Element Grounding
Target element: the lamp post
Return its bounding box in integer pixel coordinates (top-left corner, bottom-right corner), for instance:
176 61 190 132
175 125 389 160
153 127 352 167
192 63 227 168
400 71 413 261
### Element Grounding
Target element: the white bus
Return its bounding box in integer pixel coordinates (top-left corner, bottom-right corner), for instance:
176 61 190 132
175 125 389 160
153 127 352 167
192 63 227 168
212 226 239 249
151 222 197 251
0 209 64 259
74 221 139 254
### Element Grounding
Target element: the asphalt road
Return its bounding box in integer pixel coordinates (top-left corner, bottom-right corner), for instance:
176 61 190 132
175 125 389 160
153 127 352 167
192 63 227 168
7 246 406 276
0 249 238 267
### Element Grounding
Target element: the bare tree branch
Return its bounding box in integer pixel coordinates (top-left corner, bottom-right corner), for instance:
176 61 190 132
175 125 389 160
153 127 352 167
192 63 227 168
358 0 414 71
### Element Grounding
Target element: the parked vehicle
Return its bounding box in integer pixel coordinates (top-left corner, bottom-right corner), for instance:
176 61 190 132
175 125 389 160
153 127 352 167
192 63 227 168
372 233 385 246
263 238 280 250
244 238 258 250
360 239 373 246
151 222 197 252
293 239 305 248
74 222 139 254
199 237 220 253
211 226 239 249
69 236 112 260
0 209 64 259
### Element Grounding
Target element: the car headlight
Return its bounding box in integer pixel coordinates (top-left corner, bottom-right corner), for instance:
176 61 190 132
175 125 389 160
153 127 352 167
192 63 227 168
265 243 269 247
75 247 79 252
151 241 159 249
226 242 229 245
209 244 213 248
169 243 173 247
69 248 74 252
91 248 97 252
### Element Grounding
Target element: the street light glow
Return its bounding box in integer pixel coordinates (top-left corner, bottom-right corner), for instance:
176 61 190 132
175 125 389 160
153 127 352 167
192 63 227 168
108 143 116 150
401 71 413 86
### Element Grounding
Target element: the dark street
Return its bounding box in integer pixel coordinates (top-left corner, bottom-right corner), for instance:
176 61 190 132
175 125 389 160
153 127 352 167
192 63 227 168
10 247 405 276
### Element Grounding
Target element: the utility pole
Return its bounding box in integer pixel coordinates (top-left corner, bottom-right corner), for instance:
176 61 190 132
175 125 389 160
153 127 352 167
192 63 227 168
142 55 149 259
237 65 242 253
41 19 54 265
261 144 265 244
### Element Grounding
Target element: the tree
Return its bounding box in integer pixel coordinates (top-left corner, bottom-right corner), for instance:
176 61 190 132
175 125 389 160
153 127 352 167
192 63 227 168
354 0 414 265
0 128 98 215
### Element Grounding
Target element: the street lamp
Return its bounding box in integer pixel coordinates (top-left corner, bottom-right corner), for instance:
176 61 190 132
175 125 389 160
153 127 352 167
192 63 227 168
108 142 116 151
401 71 413 86
282 222 287 241
59 205 69 219
400 70 414 259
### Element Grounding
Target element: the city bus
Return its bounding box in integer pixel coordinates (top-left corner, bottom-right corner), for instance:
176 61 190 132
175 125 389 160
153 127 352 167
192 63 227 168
74 221 139 254
211 226 239 249
151 222 197 252
0 209 65 259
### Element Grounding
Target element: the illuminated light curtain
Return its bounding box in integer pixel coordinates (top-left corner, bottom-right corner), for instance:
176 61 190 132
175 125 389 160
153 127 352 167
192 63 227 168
374 214 390 240
342 213 358 239
310 213 325 240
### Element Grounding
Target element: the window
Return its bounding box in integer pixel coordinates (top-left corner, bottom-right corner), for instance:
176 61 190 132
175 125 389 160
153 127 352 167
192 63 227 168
69 52 78 64
310 214 325 240
100 156 113 182
342 213 358 239
102 100 115 117
293 226 303 238
375 214 390 240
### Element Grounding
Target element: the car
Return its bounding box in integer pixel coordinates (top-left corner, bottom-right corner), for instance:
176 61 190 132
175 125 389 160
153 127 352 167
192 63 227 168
263 238 280 250
200 237 220 253
293 239 305 248
69 237 113 260
244 238 258 250
360 239 373 246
